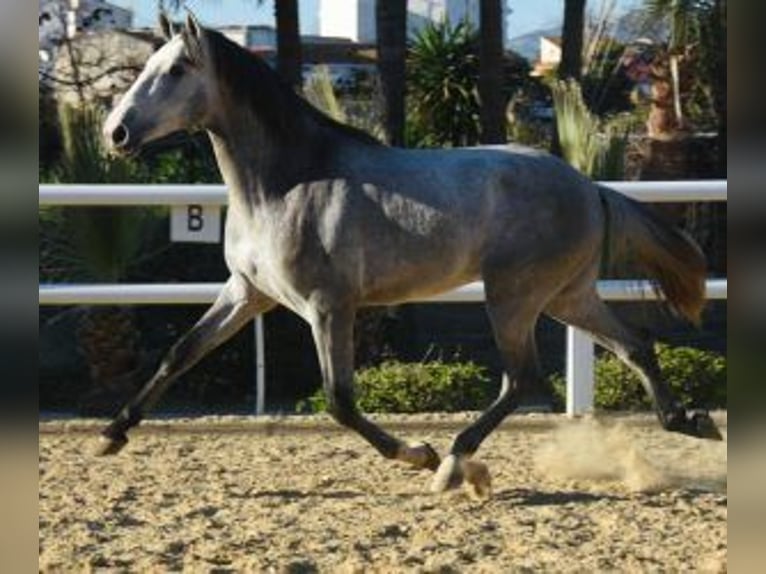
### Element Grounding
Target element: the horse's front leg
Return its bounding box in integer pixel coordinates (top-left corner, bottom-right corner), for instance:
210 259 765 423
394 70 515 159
431 304 543 498
309 304 440 473
97 274 276 455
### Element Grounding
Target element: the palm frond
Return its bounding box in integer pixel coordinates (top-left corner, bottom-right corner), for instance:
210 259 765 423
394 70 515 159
304 66 347 123
551 79 629 179
42 104 164 282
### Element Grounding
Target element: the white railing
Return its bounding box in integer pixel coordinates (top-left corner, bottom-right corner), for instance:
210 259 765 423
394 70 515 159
39 180 727 415
38 180 728 206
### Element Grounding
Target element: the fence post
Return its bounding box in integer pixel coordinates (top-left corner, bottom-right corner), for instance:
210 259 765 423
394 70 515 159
254 315 266 415
566 326 594 416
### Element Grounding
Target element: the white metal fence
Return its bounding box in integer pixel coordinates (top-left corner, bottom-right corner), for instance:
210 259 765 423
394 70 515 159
39 181 727 415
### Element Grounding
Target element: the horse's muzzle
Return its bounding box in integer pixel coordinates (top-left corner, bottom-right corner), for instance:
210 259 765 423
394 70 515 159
103 106 138 155
110 124 130 149
103 121 138 156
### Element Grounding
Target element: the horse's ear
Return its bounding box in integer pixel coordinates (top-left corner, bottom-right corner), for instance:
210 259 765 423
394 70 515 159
158 11 172 40
185 10 202 40
182 10 205 62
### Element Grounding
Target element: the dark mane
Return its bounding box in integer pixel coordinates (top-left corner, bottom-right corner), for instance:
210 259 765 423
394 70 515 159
205 30 383 147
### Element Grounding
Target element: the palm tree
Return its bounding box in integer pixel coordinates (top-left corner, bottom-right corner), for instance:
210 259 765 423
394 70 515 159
638 0 727 145
559 0 587 81
376 0 408 146
710 0 726 176
641 0 725 273
690 0 725 175
274 0 302 89
644 0 722 135
646 0 690 130
478 0 506 144
550 0 586 156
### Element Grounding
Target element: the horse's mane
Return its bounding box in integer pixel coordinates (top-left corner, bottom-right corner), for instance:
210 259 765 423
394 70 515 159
205 30 383 148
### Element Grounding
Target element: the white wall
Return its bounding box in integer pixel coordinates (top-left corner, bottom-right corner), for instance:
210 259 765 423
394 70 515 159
316 0 508 47
318 0 360 41
540 37 561 65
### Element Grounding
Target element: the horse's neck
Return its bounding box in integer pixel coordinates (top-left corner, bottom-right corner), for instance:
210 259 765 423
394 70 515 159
208 131 255 210
208 111 321 210
209 104 341 207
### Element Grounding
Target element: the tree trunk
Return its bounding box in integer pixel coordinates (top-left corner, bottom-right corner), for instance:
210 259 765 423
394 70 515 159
551 0 586 156
479 0 506 144
711 0 726 177
275 0 303 89
559 0 586 81
376 0 408 147
669 54 683 125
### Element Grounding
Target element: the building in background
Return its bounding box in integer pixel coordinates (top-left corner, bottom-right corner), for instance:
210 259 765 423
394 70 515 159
50 29 160 105
531 36 562 77
41 0 514 104
317 0 376 43
39 0 132 47
40 0 133 79
314 0 509 47
218 24 278 50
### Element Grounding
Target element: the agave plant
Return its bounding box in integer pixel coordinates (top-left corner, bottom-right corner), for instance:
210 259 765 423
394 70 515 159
407 20 481 148
304 65 385 142
550 79 631 179
42 104 164 414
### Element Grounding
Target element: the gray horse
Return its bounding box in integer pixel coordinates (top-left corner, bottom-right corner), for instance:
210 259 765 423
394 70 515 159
100 13 721 496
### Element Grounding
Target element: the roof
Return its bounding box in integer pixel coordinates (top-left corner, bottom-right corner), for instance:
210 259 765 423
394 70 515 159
541 36 562 47
251 42 378 66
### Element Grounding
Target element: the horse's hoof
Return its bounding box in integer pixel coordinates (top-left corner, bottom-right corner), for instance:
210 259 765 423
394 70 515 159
667 410 724 441
689 411 724 441
430 454 463 493
399 441 441 471
96 432 128 456
462 459 492 499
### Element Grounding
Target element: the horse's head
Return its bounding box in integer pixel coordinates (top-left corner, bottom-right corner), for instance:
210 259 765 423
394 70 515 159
104 12 213 154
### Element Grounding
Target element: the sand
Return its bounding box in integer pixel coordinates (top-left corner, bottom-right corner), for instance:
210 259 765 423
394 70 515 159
39 413 727 572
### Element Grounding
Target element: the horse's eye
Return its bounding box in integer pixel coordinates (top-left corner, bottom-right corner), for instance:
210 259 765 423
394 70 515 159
169 64 184 78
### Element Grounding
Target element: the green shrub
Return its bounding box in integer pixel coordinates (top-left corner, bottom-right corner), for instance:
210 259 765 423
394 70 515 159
299 359 493 414
550 343 726 411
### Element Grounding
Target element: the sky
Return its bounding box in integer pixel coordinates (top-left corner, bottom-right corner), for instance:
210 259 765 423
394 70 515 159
112 0 641 39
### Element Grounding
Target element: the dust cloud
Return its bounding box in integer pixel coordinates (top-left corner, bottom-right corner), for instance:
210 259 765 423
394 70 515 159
534 417 727 493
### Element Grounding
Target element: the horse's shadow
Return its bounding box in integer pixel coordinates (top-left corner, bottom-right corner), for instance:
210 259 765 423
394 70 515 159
247 488 364 501
493 483 726 506
247 488 624 505
492 488 625 506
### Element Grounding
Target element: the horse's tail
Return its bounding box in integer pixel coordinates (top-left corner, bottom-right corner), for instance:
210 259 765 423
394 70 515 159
597 185 706 325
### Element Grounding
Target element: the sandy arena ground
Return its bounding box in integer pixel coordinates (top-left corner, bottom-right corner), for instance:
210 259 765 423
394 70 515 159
39 413 727 572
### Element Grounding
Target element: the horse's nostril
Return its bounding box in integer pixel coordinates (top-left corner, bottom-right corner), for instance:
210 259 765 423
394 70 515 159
111 124 129 147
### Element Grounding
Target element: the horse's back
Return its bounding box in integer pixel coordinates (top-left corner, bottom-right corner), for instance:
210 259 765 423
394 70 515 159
350 143 602 249
325 143 604 305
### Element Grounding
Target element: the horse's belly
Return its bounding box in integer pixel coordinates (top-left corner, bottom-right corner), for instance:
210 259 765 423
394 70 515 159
360 256 479 305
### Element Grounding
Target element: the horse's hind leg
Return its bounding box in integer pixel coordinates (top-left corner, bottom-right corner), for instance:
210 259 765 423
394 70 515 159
97 275 276 455
309 305 440 472
546 288 722 440
432 288 547 496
